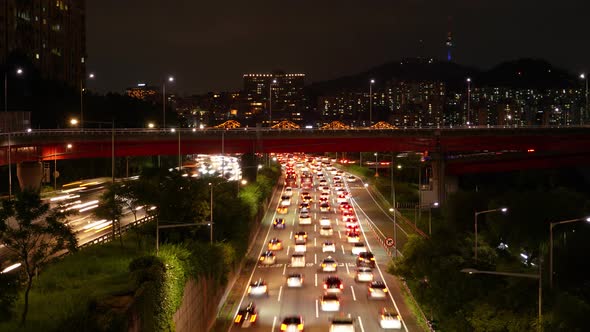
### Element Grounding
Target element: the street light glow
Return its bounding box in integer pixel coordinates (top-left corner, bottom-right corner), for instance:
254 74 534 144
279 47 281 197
397 164 402 169
70 118 79 125
466 77 471 82
168 76 174 82
364 183 369 188
501 207 508 212
581 73 586 79
147 122 155 128
66 144 73 149
16 68 23 75
370 79 375 84
434 202 439 207
586 217 590 222
89 73 95 79
241 179 248 185
170 128 176 133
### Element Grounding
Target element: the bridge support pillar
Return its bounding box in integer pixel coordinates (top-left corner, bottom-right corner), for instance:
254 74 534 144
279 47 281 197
16 161 43 192
421 153 457 205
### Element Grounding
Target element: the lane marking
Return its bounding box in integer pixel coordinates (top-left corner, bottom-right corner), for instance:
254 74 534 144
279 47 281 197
282 263 287 275
350 285 357 301
315 299 319 318
358 316 365 332
345 262 350 275
314 238 317 247
292 217 295 226
271 316 277 331
286 245 290 256
314 253 317 264
289 231 292 239
314 224 317 232
338 231 342 239
277 286 283 302
315 273 318 287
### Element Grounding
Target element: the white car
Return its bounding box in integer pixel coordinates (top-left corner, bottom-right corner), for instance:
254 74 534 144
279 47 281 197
286 273 304 287
281 196 291 207
346 175 357 183
355 267 374 282
284 187 293 197
320 217 331 226
320 225 334 237
247 279 268 297
351 242 367 255
294 243 307 253
321 256 338 272
336 194 348 203
320 294 341 312
320 203 331 212
281 316 304 332
368 281 388 300
330 315 355 332
299 212 312 225
259 251 276 265
322 241 336 253
321 186 331 194
291 253 306 267
379 307 402 329
333 175 342 182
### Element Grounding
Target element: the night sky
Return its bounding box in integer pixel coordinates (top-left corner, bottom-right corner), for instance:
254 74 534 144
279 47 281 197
86 0 589 95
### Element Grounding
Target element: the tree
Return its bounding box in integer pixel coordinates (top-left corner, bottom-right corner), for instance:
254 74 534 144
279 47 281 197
0 272 19 321
94 182 126 246
0 190 77 325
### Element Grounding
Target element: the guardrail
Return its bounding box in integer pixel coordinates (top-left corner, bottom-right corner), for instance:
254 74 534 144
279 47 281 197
77 215 155 249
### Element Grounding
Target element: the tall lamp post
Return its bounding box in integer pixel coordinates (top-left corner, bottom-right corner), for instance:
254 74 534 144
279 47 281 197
269 79 277 127
549 217 590 288
474 207 508 263
369 79 375 125
4 67 23 199
581 73 588 125
466 77 472 125
70 118 115 182
373 152 378 177
80 72 95 128
208 182 215 244
461 268 542 331
414 202 440 235
162 76 174 129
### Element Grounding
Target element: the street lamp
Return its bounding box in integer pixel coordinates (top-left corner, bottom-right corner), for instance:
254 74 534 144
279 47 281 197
414 202 440 235
369 79 375 125
4 67 24 199
374 152 378 177
163 76 174 128
80 72 95 128
581 73 588 125
69 118 115 182
474 207 508 263
238 179 247 195
269 79 277 127
549 216 590 288
461 267 542 330
466 77 472 125
147 122 155 129
208 182 214 244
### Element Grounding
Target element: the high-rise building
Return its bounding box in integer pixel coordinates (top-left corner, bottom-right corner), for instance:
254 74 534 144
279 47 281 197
1 0 86 89
242 72 306 125
386 80 446 127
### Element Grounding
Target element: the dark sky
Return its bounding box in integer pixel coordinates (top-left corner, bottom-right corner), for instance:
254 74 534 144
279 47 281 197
87 0 589 95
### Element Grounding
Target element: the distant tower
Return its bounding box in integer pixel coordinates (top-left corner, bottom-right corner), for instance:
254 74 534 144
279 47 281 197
446 16 453 62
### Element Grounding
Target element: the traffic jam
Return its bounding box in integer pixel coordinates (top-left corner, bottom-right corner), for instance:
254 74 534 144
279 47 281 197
231 154 405 331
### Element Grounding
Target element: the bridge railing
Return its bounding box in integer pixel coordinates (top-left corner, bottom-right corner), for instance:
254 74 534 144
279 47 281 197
77 215 156 249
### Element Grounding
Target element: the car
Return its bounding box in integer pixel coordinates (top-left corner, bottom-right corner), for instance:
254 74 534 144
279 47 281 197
320 225 334 237
368 281 388 299
379 307 402 329
319 202 331 212
284 187 293 197
277 206 288 214
355 267 374 282
290 253 306 267
351 242 367 255
346 175 357 183
322 241 336 252
259 251 276 265
248 279 268 297
320 294 341 312
319 196 329 204
347 231 360 243
342 191 352 199
294 243 307 253
320 192 330 200
345 218 358 228
321 256 338 272
302 194 313 203
342 212 355 222
286 273 304 287
336 194 348 203
234 302 258 327
323 276 344 293
280 316 304 332
357 252 376 267
300 191 311 199
339 202 353 212
345 224 360 234
281 195 292 207
294 231 308 244
299 202 310 212
319 217 331 226
274 218 286 229
319 179 328 186
321 186 331 194
268 238 283 251
299 212 312 225
329 315 355 332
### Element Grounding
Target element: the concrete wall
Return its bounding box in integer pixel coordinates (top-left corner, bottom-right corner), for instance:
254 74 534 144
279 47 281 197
174 277 223 332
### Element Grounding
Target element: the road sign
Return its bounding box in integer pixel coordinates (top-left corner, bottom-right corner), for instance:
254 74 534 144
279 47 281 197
385 237 395 247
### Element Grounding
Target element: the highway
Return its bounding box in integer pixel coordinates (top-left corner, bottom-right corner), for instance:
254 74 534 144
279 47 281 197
225 157 424 332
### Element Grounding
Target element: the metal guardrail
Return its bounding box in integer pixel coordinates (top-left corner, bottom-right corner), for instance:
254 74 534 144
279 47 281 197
77 215 155 249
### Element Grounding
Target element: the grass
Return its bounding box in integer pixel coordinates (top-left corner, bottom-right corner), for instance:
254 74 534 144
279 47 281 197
398 279 432 332
0 238 151 332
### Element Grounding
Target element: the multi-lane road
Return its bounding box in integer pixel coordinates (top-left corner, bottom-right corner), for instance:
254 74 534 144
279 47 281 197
224 159 424 332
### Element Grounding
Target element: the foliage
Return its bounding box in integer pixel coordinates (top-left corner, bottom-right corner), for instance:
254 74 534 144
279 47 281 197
0 190 77 325
94 182 126 245
0 272 20 321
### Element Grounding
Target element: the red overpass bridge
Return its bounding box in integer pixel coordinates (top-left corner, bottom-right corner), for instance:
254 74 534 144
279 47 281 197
2 126 590 201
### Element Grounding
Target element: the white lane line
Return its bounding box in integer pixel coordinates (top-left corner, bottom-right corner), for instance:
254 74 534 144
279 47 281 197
314 212 317 220
289 231 292 239
286 245 290 256
277 286 283 302
345 263 350 275
314 238 317 247
231 186 285 332
338 230 342 239
315 273 318 287
292 217 295 226
282 263 287 275
314 224 317 232
350 285 357 301
341 244 346 255
271 316 277 331
336 217 339 226
358 316 365 332
314 253 317 264
315 299 319 318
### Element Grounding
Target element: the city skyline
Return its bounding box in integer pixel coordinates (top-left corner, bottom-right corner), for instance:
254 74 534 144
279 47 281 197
87 0 589 94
